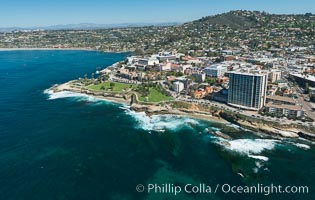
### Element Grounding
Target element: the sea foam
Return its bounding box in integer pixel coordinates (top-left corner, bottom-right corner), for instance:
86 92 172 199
290 142 311 150
44 90 113 103
248 155 269 161
214 138 278 161
226 139 278 154
125 110 200 131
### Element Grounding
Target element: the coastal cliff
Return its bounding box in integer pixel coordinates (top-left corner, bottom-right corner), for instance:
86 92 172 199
48 81 315 141
219 111 315 140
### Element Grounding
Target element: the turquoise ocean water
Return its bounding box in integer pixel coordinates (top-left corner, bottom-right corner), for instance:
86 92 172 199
0 50 314 200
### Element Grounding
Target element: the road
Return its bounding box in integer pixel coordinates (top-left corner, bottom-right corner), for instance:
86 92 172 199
105 76 315 127
297 95 315 121
293 86 315 123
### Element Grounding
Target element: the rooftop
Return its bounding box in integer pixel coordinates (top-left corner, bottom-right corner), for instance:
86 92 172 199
205 65 227 70
290 73 315 83
266 102 303 111
266 95 296 104
228 71 268 77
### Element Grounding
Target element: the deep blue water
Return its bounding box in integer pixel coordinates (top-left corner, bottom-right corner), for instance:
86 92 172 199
0 50 314 200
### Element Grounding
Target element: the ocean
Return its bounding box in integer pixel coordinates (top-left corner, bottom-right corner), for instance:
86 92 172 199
0 50 314 200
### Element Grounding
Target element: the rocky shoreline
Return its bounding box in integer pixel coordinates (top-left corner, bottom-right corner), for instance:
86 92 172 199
219 111 315 140
48 82 315 141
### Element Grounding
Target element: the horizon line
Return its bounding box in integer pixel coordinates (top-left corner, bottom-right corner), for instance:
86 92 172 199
0 9 314 30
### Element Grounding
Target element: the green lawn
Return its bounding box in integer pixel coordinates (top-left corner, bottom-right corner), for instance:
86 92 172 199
88 82 136 92
139 88 173 102
89 82 172 102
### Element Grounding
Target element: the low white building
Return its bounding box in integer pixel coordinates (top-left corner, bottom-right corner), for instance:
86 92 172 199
159 62 171 71
266 103 304 118
204 65 227 77
138 58 159 66
156 53 177 62
173 81 185 93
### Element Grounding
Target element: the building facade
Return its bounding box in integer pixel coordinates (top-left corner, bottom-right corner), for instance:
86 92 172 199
228 71 268 110
266 103 304 118
192 72 206 82
268 70 282 83
138 58 159 66
173 81 185 93
204 65 227 77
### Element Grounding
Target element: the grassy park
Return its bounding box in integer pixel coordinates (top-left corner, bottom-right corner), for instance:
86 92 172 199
88 81 173 103
88 82 137 92
138 88 173 102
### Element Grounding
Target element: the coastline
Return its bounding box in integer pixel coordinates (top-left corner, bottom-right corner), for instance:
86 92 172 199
47 81 315 141
47 82 229 125
88 94 130 105
0 47 96 51
0 48 130 53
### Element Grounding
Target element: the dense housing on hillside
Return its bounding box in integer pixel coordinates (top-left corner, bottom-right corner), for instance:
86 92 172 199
1 10 315 124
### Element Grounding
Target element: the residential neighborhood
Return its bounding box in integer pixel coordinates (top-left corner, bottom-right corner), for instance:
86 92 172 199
92 45 315 126
2 10 315 127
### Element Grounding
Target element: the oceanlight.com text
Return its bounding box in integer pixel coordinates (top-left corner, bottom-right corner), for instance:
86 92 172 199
136 183 309 196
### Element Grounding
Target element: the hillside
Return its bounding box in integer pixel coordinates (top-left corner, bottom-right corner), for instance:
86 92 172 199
187 10 315 29
1 10 315 52
194 10 262 29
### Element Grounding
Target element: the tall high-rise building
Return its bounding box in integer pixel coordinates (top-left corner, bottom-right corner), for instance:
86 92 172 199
228 71 268 110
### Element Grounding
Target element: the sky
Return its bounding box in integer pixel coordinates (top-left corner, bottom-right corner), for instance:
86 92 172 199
0 0 315 27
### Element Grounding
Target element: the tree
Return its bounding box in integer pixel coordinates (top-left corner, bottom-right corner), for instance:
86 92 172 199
275 89 282 96
110 82 115 90
104 74 109 80
133 48 145 56
97 76 103 84
175 72 184 77
206 78 217 86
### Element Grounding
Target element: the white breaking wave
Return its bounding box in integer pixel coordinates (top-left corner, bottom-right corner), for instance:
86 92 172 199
227 123 251 132
290 142 311 150
225 139 278 155
125 110 200 131
248 155 269 161
214 138 278 163
44 89 116 103
227 123 241 130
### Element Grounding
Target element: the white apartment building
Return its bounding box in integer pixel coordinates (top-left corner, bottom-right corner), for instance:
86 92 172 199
204 65 227 77
173 81 185 93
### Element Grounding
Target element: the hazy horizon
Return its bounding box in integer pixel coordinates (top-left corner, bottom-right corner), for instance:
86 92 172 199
0 0 315 28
